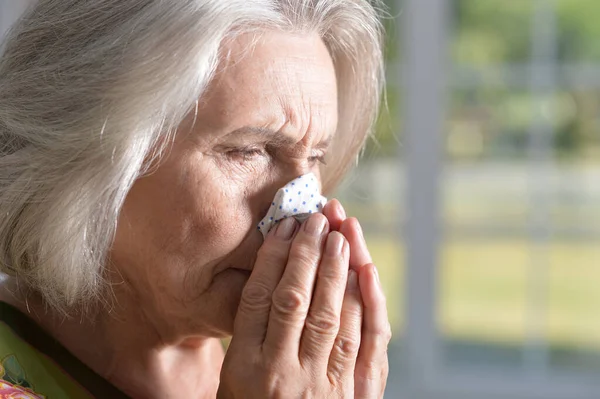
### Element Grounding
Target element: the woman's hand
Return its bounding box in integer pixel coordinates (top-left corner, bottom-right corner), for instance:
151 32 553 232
219 212 362 398
218 200 391 399
324 200 391 399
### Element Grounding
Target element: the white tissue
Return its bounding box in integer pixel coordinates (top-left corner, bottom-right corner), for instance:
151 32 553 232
257 173 328 238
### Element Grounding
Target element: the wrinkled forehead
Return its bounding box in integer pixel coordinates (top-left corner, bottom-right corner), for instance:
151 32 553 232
197 31 339 145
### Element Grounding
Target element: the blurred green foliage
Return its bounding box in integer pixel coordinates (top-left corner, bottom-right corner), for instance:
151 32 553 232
451 0 533 65
369 0 600 161
557 0 600 62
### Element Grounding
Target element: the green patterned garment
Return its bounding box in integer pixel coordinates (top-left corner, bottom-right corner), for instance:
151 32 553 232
0 302 129 398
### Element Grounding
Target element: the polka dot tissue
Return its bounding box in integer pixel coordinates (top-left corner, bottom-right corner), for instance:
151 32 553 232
257 173 328 238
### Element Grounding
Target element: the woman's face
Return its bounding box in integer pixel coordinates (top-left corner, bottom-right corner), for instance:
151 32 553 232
110 31 338 339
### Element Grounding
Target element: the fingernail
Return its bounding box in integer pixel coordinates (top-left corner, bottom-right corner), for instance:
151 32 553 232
325 232 344 256
304 214 327 236
347 270 358 291
336 200 347 219
275 218 297 239
373 265 381 286
356 221 364 239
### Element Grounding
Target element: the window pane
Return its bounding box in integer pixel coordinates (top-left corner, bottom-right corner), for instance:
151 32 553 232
451 0 534 66
440 0 600 379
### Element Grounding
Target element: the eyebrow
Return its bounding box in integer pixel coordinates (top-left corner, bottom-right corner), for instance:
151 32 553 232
225 126 332 150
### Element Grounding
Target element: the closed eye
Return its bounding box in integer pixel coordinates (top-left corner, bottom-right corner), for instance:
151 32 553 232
309 154 327 165
224 144 327 165
225 147 267 161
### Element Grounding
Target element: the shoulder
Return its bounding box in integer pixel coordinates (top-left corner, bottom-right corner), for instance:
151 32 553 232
0 301 94 398
0 311 47 399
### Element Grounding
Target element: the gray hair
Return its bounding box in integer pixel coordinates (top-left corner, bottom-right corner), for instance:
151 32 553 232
0 0 385 312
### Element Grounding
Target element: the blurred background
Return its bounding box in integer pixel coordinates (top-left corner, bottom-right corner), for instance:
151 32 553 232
1 1 599 398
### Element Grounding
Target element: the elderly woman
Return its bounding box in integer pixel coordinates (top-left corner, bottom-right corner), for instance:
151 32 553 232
0 0 390 398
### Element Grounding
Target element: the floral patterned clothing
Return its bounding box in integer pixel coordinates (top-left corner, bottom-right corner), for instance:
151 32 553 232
0 302 129 399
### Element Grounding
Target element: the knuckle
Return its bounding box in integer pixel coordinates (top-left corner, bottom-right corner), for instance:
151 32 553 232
333 334 360 357
305 312 340 336
241 281 272 308
368 322 393 342
272 287 309 316
377 322 393 343
289 242 320 267
385 324 393 342
374 325 392 342
356 359 381 380
318 262 346 284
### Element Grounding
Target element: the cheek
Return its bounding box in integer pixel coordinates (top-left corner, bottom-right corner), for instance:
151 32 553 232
114 155 255 273
187 193 253 257
181 162 256 254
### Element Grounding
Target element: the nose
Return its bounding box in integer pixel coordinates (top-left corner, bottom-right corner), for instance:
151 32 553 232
256 168 320 225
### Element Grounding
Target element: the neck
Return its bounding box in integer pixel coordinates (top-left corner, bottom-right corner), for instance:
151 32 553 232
0 278 224 399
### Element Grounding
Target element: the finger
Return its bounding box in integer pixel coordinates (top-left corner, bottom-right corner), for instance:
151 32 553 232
355 264 392 399
264 213 329 356
379 359 389 399
323 198 346 232
299 231 349 365
233 217 299 347
339 218 372 270
327 269 362 389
